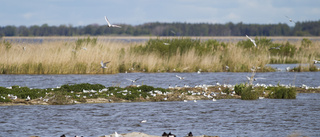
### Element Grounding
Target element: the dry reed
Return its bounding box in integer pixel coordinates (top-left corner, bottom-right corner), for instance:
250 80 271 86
0 37 319 74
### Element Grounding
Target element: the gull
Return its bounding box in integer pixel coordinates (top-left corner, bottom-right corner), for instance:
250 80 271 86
126 77 141 84
101 61 111 68
197 69 201 74
285 16 296 23
104 16 121 28
140 120 147 123
269 46 281 50
314 60 320 64
246 35 257 47
114 132 120 137
26 95 30 101
176 75 185 80
163 42 170 45
246 76 265 81
225 65 229 71
212 98 217 101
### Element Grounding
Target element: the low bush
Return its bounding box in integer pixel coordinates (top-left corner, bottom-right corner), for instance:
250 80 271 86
268 86 296 99
240 86 258 100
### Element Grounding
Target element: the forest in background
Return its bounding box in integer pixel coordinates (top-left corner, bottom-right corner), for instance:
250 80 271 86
0 20 319 37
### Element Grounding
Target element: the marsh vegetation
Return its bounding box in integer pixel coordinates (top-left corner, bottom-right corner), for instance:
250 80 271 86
0 37 319 74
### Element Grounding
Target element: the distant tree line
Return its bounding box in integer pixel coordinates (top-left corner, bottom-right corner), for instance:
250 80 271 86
0 20 319 37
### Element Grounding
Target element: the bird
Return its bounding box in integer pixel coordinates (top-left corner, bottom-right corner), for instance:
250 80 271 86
163 42 170 45
194 100 197 102
197 69 201 74
225 65 229 71
212 98 217 102
23 47 26 51
162 132 168 136
101 61 110 68
168 132 176 137
176 75 185 80
314 60 320 64
269 46 281 50
246 35 257 47
114 132 120 137
285 16 296 23
104 16 121 28
140 120 147 123
26 95 30 101
188 132 193 136
126 77 141 84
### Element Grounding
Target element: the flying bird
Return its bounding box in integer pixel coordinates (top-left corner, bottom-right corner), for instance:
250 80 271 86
176 75 185 80
246 35 257 47
101 61 110 68
104 16 121 28
126 77 141 84
285 16 296 23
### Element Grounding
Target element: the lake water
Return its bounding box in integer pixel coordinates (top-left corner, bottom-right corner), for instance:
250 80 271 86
0 64 320 89
1 64 320 137
0 93 319 137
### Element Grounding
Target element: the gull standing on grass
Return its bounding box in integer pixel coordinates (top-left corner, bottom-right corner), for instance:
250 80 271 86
246 35 257 47
101 61 110 68
105 16 121 28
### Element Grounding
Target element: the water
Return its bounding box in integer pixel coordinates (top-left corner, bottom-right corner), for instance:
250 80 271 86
1 64 320 89
0 93 319 137
1 64 320 137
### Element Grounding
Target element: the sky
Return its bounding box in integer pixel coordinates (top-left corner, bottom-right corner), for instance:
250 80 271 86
1 0 319 27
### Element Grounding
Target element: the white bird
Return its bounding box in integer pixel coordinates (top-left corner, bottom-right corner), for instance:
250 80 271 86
140 120 147 123
101 61 111 68
114 132 120 137
26 95 30 101
212 98 217 101
194 100 197 102
176 75 185 80
246 35 257 47
285 16 296 23
314 60 320 64
23 47 26 51
104 16 121 28
126 77 141 84
163 42 170 45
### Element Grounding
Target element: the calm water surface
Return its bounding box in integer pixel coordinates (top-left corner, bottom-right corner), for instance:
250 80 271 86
0 93 319 137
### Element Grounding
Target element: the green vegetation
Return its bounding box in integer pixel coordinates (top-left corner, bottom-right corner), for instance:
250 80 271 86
0 83 172 105
267 86 296 99
1 20 320 36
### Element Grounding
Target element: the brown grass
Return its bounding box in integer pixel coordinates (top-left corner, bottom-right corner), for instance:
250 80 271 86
0 36 319 74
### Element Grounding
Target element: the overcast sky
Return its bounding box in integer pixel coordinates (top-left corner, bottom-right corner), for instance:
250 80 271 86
1 0 319 27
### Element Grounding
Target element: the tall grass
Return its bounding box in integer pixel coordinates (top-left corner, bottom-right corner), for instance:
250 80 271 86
0 37 319 74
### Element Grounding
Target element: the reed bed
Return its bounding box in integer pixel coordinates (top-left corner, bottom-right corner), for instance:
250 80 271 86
0 37 319 74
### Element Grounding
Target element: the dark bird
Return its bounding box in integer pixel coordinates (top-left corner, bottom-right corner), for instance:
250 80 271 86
162 132 168 137
188 132 193 136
